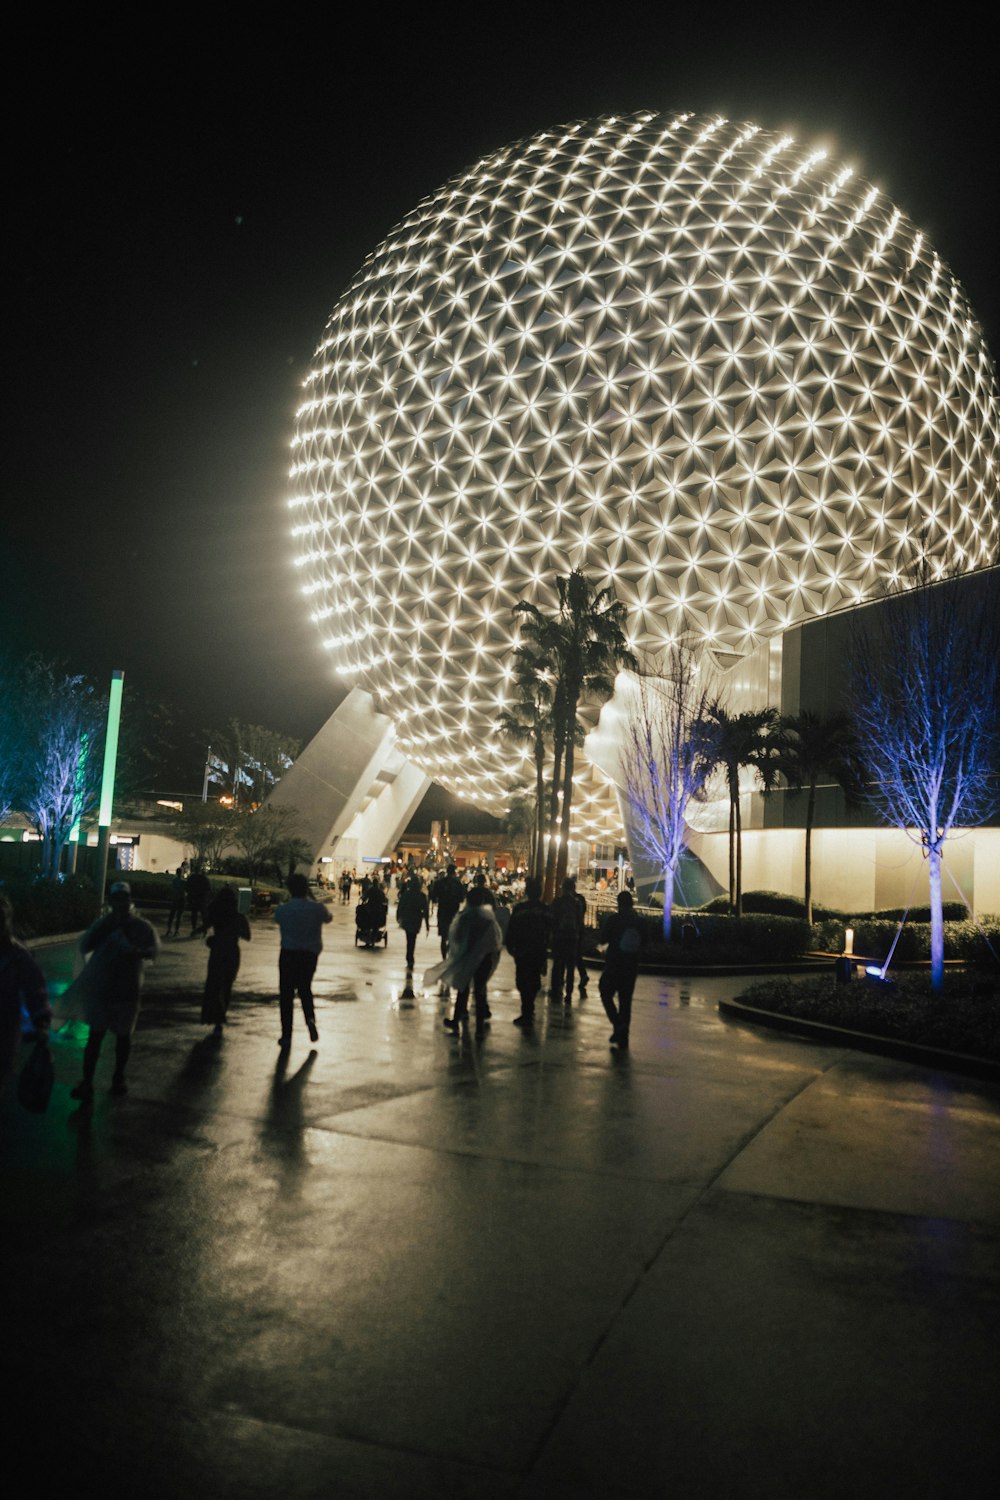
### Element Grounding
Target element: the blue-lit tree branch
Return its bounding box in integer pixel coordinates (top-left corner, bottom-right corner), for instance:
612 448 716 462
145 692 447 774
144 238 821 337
620 649 716 936
852 567 1000 988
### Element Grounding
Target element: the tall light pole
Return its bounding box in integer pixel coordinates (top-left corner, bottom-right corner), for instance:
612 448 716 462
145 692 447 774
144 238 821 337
94 670 125 903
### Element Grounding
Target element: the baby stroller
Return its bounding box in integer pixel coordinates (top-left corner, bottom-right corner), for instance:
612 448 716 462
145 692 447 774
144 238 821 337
355 889 389 948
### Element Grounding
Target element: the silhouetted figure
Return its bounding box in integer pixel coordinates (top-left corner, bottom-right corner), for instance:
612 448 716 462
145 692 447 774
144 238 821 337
549 876 586 1004
395 872 429 969
431 863 465 968
165 870 186 936
274 872 331 1049
186 866 211 936
0 892 50 1081
71 882 159 1100
598 891 644 1050
339 871 353 904
504 877 551 1030
355 883 388 946
201 885 251 1038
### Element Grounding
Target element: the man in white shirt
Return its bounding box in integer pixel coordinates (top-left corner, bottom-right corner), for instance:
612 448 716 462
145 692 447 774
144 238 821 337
274 873 332 1048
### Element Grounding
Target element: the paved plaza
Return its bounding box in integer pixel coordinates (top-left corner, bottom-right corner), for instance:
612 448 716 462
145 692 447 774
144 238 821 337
3 901 999 1498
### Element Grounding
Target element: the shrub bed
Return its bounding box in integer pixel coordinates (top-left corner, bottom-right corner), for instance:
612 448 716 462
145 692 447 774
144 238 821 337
735 971 1000 1060
699 890 970 923
701 890 845 921
584 911 813 965
2 875 100 939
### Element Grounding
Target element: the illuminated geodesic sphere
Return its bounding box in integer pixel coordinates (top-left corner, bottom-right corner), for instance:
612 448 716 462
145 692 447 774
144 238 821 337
289 110 999 822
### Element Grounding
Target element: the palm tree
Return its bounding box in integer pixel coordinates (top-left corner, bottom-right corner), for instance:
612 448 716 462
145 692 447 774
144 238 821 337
502 793 537 873
516 570 636 895
496 653 552 884
773 711 864 924
702 704 780 916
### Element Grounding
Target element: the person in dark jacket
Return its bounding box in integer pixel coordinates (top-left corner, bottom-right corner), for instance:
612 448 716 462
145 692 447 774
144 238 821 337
598 890 644 1049
201 885 251 1038
431 864 466 991
165 869 186 937
0 892 51 1080
548 876 586 1004
504 877 551 1029
395 873 430 969
186 865 211 937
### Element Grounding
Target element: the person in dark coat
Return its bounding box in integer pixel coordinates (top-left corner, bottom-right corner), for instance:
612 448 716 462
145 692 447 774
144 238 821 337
201 885 251 1038
0 892 51 1080
431 864 466 989
598 890 644 1050
165 869 186 937
395 873 429 969
186 865 211 936
548 876 586 1004
504 877 551 1029
71 881 159 1100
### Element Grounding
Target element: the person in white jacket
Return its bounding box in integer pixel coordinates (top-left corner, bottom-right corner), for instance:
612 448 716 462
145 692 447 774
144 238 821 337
425 886 502 1037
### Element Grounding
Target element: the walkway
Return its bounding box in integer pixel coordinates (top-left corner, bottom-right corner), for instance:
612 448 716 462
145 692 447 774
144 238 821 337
3 903 998 1498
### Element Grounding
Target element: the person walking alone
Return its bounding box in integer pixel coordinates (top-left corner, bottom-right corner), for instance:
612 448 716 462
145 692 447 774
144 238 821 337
598 891 644 1050
201 885 251 1039
395 872 429 970
274 873 331 1049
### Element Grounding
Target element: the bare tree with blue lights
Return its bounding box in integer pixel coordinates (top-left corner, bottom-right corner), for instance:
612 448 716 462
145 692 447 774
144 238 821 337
851 567 1000 989
620 648 716 937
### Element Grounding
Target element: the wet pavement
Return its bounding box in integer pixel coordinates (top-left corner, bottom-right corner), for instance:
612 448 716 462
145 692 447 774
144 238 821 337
4 902 999 1498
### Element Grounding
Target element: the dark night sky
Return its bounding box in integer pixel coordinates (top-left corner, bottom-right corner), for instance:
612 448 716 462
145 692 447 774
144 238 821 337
6 8 997 805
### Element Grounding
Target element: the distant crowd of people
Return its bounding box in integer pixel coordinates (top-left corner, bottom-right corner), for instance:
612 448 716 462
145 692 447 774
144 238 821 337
1 861 645 1108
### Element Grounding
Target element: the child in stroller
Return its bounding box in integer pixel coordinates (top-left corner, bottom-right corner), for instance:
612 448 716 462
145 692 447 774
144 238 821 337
355 885 389 947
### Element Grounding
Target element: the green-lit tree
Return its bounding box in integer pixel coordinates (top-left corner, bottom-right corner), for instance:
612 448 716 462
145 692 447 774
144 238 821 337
18 658 106 878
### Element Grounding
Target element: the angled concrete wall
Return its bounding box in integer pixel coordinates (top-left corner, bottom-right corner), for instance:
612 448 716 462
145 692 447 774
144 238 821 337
266 688 430 870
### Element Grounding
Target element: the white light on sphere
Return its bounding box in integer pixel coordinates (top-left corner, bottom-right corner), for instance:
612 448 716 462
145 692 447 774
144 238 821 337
289 110 999 827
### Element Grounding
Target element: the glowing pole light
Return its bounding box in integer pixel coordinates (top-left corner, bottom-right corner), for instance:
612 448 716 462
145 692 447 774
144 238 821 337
94 671 125 903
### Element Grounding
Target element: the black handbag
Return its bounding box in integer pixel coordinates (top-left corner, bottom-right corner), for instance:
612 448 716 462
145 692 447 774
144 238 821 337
18 1041 55 1114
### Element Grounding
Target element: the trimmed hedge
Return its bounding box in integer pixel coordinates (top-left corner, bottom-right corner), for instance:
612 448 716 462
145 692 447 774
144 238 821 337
812 917 1000 965
699 890 970 923
701 890 844 921
1 875 100 939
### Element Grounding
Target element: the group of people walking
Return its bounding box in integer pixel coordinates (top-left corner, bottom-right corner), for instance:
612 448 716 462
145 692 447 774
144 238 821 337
2 864 647 1108
421 867 643 1048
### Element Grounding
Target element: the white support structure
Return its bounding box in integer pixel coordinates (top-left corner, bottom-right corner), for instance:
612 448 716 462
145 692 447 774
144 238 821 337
265 688 430 872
